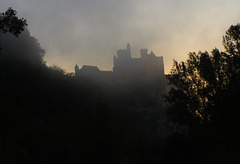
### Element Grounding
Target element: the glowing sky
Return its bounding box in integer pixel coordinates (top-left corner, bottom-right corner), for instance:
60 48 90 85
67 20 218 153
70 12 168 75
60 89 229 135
1 0 240 73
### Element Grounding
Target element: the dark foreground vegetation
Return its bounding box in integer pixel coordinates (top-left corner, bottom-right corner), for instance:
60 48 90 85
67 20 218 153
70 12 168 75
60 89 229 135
1 8 240 164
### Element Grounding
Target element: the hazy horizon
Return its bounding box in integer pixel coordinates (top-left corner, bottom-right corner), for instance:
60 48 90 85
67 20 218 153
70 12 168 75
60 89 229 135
1 0 240 73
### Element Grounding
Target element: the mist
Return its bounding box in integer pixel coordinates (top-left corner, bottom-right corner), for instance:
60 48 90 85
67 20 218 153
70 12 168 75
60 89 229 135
2 0 240 72
0 29 45 65
1 3 240 164
0 27 170 163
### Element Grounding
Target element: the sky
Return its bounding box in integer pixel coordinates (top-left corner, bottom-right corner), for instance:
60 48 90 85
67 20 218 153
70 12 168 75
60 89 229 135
1 0 240 73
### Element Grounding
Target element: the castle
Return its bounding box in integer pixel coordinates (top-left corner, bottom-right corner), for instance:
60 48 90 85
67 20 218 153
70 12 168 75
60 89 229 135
75 44 167 135
75 44 165 85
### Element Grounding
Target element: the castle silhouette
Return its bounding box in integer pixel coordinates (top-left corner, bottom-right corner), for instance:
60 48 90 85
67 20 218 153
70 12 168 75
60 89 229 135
75 44 165 86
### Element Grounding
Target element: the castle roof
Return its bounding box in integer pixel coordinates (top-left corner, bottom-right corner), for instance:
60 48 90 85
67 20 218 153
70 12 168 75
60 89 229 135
149 51 156 57
81 65 100 72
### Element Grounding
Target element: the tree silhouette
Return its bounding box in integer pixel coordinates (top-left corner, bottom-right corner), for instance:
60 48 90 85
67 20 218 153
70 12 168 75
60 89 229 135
0 7 27 36
166 24 240 131
0 8 27 54
0 28 45 65
164 24 240 163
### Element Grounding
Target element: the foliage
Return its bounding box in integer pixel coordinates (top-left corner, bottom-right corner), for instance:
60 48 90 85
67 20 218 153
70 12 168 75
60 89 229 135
49 64 66 75
0 29 45 65
0 7 27 36
0 7 27 55
166 24 240 130
164 23 240 163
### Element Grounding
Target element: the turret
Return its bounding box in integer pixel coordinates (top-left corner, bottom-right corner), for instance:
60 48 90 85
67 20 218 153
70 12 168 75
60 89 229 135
127 43 131 58
75 64 79 75
113 55 117 66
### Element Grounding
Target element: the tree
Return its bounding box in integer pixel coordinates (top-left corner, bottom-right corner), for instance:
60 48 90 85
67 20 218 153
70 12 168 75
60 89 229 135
222 24 240 87
0 28 45 65
165 24 240 131
0 8 27 55
165 51 223 130
165 24 240 163
0 7 27 36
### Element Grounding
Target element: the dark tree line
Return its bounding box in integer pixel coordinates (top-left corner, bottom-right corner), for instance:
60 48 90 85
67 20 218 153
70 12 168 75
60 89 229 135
166 24 240 128
165 24 240 163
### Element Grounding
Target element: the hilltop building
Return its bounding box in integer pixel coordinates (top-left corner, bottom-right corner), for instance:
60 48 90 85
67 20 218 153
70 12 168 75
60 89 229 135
75 44 165 86
75 44 167 135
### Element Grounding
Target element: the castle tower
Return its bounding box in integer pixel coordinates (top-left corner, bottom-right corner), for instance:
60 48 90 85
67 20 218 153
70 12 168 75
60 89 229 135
113 55 117 67
140 48 148 58
127 43 131 58
113 43 132 72
75 64 79 75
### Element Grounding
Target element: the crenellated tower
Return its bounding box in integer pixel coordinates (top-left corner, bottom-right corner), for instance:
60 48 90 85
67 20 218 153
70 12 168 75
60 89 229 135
140 48 148 58
76 43 165 83
113 43 132 72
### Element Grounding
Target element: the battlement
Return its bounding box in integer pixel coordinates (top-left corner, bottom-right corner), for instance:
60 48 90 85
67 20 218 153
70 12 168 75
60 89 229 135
117 49 128 57
116 43 131 59
140 48 148 58
101 70 113 73
75 44 165 79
